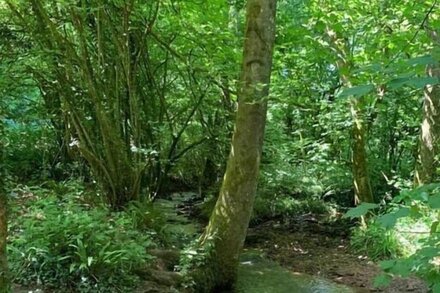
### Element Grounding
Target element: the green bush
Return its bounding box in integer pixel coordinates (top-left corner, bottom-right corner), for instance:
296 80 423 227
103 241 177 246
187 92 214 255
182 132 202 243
9 194 156 291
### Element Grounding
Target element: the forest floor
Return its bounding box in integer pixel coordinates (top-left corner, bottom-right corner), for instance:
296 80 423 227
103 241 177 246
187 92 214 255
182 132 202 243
10 192 429 292
245 217 428 293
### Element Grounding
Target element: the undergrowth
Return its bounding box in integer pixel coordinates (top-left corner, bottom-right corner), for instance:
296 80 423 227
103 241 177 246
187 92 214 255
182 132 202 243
8 182 159 292
350 222 403 261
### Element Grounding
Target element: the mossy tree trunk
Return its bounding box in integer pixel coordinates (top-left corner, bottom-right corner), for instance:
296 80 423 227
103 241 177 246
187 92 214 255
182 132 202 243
350 99 374 204
0 194 7 292
0 111 8 292
195 0 277 291
327 29 374 205
414 27 440 186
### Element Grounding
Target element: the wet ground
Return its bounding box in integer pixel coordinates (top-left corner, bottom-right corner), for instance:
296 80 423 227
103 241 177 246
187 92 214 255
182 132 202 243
245 219 428 292
236 250 356 293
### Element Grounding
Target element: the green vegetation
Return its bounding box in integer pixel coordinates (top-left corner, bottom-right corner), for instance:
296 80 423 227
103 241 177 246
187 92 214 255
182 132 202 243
350 222 403 261
346 184 440 289
1 0 440 292
8 182 157 291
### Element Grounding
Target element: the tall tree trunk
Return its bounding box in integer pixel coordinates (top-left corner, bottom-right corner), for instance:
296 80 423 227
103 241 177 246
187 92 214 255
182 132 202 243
337 65 374 204
194 0 277 291
0 194 7 292
0 112 8 292
327 28 374 205
351 99 374 204
414 28 440 186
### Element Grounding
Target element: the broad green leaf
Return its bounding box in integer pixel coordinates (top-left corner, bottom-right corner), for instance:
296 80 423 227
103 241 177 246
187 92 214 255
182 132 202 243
392 261 411 277
343 203 378 219
373 274 392 288
429 195 440 209
337 85 375 98
388 77 439 90
378 207 410 229
379 260 396 270
407 55 437 66
417 247 439 259
408 77 439 88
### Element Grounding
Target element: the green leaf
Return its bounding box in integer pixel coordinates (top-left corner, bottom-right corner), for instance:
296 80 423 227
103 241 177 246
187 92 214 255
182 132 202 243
378 213 397 229
431 221 439 234
69 263 77 273
343 203 378 219
418 247 440 259
338 85 375 98
379 260 396 270
373 274 392 288
388 76 439 90
429 195 440 209
378 207 410 229
407 55 437 66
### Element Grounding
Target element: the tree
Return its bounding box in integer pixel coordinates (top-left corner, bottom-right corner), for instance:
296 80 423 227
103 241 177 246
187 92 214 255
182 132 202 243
0 12 10 290
6 0 231 208
326 29 374 204
414 26 440 185
194 0 277 290
0 108 8 292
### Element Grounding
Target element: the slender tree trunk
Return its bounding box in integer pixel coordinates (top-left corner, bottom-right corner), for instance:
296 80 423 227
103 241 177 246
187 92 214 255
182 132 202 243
194 0 277 291
351 99 374 204
327 28 374 205
0 194 7 292
415 28 440 186
0 112 8 292
337 65 374 204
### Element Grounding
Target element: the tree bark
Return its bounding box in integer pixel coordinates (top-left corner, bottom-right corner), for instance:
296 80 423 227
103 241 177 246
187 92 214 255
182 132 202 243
351 99 374 204
327 28 374 205
0 111 8 292
336 65 374 204
0 193 7 292
194 0 277 291
414 28 440 186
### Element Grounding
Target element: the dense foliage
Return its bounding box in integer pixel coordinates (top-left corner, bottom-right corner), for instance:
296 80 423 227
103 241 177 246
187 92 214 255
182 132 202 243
8 182 159 291
1 0 440 292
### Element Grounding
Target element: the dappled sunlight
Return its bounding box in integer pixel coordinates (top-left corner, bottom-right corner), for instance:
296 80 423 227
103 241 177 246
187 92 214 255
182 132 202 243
2 0 440 292
421 119 433 149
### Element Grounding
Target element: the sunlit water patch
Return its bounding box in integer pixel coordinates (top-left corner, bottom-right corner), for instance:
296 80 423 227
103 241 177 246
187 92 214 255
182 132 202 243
234 251 357 293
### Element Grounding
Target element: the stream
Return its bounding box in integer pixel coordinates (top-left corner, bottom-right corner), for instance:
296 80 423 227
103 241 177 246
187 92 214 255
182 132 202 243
157 192 362 293
235 250 356 293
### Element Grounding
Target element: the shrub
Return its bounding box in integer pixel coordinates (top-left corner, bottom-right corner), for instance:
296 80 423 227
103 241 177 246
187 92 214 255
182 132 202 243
9 194 156 292
345 185 440 290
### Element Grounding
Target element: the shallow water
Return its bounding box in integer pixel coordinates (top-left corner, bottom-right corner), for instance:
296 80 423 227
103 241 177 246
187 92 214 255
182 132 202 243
157 194 358 293
235 250 356 293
